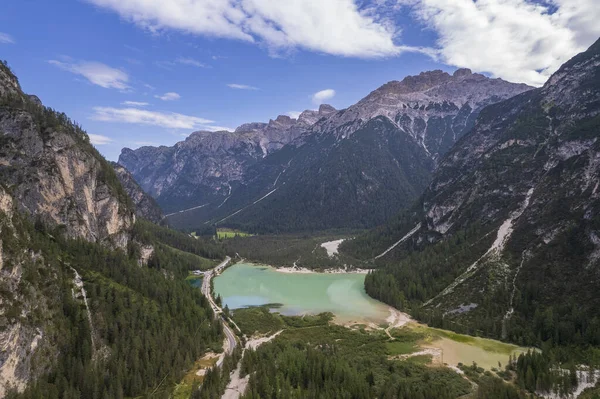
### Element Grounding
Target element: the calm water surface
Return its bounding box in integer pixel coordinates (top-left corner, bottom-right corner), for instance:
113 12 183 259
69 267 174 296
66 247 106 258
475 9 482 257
213 263 390 323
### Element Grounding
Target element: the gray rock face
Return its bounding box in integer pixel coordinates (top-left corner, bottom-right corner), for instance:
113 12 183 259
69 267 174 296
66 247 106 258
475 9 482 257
0 62 21 98
422 42 600 241
111 162 163 223
314 68 532 158
0 63 135 247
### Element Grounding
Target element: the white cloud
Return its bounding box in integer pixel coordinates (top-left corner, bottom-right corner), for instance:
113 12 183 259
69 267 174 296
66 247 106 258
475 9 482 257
0 32 14 44
122 101 149 107
203 125 234 132
83 0 600 86
176 57 208 68
156 58 209 70
287 111 302 119
84 0 409 58
91 107 214 129
154 92 181 101
48 60 130 90
399 0 600 86
227 83 258 90
88 133 113 145
312 89 335 104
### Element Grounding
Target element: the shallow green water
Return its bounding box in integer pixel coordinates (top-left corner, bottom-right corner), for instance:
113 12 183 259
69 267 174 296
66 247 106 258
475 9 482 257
213 263 390 323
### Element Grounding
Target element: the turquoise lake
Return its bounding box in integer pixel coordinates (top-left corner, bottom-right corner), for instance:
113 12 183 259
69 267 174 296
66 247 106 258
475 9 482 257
213 263 391 323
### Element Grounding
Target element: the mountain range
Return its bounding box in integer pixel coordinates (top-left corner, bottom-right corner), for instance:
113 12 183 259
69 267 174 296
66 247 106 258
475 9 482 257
119 69 531 233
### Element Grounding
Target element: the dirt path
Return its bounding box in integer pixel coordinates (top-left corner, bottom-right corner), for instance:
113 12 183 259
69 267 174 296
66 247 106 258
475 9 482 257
222 330 284 399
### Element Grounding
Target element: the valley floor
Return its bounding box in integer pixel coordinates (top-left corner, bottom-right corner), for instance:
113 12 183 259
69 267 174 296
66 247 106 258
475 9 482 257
188 254 537 398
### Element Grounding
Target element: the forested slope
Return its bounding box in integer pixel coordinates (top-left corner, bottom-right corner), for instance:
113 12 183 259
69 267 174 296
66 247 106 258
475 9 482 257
342 39 600 366
0 60 225 398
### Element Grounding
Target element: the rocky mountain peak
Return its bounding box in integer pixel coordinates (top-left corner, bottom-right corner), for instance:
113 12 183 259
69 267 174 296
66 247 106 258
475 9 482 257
118 106 316 207
297 105 337 126
397 69 453 93
312 68 532 159
119 66 533 229
235 122 268 133
371 70 453 97
269 115 295 128
453 68 472 78
318 104 336 114
541 37 600 110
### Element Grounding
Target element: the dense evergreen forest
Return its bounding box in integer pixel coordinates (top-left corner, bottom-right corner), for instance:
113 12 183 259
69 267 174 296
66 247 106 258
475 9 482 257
133 219 226 262
241 339 469 399
190 347 243 399
360 219 600 346
359 222 600 395
4 217 224 399
229 307 535 399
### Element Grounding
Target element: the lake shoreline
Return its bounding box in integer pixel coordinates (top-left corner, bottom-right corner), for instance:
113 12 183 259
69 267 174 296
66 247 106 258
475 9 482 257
275 265 373 274
233 259 373 275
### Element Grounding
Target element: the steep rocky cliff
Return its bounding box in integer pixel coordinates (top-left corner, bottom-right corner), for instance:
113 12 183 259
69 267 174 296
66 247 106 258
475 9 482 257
111 162 163 224
121 69 531 232
0 60 135 396
0 61 135 247
348 38 600 346
418 38 600 323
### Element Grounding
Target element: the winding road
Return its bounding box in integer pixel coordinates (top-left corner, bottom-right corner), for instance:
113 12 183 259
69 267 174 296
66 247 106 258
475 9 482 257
200 256 238 356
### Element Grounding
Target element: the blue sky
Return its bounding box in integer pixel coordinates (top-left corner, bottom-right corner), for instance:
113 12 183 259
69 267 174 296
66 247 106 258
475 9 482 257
1 0 599 161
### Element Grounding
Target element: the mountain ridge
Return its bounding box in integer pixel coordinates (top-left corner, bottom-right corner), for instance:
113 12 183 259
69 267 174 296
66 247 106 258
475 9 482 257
120 68 532 232
344 37 600 348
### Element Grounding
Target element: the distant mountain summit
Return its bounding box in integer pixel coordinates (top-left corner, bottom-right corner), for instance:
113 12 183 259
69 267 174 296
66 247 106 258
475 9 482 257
118 104 337 213
120 69 532 232
111 162 164 223
315 68 532 157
